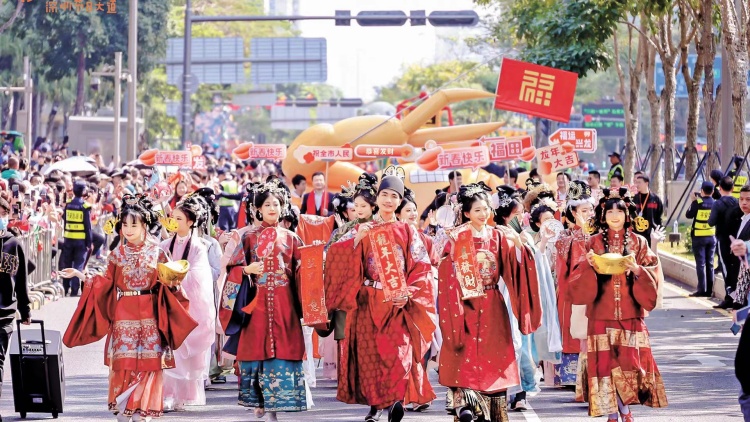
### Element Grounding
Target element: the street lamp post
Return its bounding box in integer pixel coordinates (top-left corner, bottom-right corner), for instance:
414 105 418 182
91 52 128 168
0 56 33 163
126 0 138 162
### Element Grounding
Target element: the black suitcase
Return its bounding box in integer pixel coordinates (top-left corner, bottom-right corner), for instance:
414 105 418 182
9 319 65 419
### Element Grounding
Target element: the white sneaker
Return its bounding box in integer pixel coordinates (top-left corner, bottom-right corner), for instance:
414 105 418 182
513 399 528 411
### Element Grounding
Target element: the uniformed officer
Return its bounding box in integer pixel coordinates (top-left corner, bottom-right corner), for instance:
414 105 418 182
59 181 91 296
607 151 624 187
686 181 717 297
217 169 239 231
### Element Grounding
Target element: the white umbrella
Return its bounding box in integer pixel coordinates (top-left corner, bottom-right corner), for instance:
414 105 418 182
43 156 99 177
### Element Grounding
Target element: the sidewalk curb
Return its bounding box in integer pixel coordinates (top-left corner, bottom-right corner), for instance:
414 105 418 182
658 250 726 299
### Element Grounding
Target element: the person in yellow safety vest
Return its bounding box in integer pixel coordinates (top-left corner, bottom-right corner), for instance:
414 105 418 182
216 168 240 231
733 175 748 199
607 151 624 187
59 180 92 297
686 181 717 297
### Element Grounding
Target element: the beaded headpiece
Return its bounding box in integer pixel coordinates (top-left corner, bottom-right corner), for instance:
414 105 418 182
567 180 592 201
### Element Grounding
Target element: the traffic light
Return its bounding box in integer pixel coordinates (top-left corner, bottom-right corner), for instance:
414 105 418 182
356 11 408 27
428 10 479 27
334 10 479 27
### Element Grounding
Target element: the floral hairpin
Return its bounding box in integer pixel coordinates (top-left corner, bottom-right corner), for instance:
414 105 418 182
530 197 558 214
124 195 139 206
497 192 513 208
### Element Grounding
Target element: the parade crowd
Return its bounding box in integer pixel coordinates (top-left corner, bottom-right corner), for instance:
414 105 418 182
1 140 750 422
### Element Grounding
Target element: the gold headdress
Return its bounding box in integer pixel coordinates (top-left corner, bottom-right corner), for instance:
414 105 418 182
382 165 406 181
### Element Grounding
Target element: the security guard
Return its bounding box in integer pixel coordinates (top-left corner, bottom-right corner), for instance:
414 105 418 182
733 174 748 199
607 151 624 186
686 181 717 297
59 181 91 297
217 168 239 231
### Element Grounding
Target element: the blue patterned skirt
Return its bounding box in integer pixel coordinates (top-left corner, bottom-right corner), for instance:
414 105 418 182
554 352 579 386
238 359 307 412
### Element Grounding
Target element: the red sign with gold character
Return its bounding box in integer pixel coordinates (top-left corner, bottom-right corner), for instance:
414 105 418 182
299 244 329 326
494 58 578 123
453 226 485 300
368 224 410 301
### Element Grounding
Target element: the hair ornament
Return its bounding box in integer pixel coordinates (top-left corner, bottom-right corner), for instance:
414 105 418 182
383 165 406 181
530 196 558 214
567 180 591 201
339 180 357 199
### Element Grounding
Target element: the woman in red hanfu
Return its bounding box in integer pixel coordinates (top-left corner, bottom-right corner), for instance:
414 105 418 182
324 166 436 422
569 188 668 421
221 179 308 422
437 182 542 422
555 180 595 399
62 195 198 422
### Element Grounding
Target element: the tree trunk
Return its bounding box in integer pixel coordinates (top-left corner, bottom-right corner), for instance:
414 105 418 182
646 44 664 199
680 0 701 179
701 0 721 173
45 101 59 140
612 19 645 185
32 92 43 145
73 32 86 116
719 0 749 156
658 16 678 183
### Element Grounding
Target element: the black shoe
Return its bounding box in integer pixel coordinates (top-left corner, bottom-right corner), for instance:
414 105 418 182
388 402 404 422
690 291 707 297
733 302 746 310
365 406 383 422
211 375 226 384
714 297 735 309
458 407 475 422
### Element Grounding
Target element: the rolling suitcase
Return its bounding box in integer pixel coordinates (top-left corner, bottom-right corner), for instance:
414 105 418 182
9 319 65 419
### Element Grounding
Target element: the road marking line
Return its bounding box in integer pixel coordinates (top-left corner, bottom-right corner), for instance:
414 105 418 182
663 281 732 317
521 402 543 422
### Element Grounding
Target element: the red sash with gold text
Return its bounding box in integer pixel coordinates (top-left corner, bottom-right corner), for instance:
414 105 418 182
453 226 485 300
368 223 409 301
299 243 329 325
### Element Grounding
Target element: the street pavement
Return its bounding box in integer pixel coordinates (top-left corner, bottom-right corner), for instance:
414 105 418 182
0 277 745 421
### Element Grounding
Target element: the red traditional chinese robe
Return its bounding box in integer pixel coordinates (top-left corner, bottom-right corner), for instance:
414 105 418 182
568 229 668 416
63 240 198 416
437 225 542 393
223 223 305 362
325 220 436 409
554 225 589 354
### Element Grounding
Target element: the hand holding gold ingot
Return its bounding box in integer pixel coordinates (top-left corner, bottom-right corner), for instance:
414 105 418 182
157 260 190 287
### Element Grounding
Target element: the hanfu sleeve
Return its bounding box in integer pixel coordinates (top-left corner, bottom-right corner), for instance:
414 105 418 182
63 257 118 347
156 248 199 350
498 232 542 335
403 225 436 345
323 234 364 312
568 236 600 307
437 240 467 348
630 234 660 312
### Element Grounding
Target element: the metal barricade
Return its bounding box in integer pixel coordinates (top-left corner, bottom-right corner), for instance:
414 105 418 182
16 228 60 309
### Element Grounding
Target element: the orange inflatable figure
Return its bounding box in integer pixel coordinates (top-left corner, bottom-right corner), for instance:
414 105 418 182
281 89 504 191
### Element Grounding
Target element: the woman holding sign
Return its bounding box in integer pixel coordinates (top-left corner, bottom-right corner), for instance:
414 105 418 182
569 188 667 421
324 166 436 422
221 179 307 421
437 182 542 422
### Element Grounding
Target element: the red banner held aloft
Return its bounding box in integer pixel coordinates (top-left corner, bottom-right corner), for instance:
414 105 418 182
299 244 329 326
494 58 578 123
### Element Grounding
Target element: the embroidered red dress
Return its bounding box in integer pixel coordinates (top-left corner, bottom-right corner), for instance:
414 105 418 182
325 218 436 409
63 240 198 418
437 224 542 413
569 229 668 417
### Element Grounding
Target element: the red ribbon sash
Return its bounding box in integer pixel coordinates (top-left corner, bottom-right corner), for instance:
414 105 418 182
368 223 409 301
299 243 329 326
453 226 485 300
